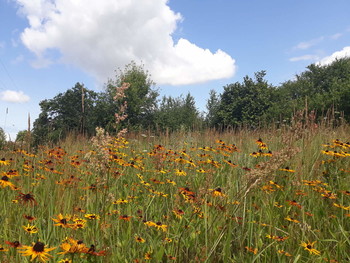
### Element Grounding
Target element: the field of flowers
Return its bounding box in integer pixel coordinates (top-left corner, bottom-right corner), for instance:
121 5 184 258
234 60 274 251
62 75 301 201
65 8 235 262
0 125 349 262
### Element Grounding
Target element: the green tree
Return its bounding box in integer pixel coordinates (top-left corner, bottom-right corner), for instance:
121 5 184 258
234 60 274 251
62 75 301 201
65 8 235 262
0 127 6 149
216 71 275 127
32 83 98 145
205 89 220 127
154 93 201 131
106 61 159 130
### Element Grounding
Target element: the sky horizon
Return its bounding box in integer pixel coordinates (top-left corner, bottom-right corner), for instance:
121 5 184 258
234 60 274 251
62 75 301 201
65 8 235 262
1 0 350 140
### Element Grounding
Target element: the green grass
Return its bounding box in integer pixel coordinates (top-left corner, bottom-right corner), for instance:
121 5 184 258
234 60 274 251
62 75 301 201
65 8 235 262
0 125 349 262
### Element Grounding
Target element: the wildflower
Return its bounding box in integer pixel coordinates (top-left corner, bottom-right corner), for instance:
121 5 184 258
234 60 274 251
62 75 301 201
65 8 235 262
245 246 258 254
333 203 350 210
58 259 72 263
113 198 129 204
71 218 87 229
278 250 292 257
286 200 302 209
119 215 132 221
210 187 227 197
0 158 11 165
0 245 8 252
223 160 238 167
279 167 295 173
86 244 106 256
0 175 16 190
58 238 88 255
300 241 321 255
174 169 187 176
22 224 38 234
23 214 36 221
5 240 21 248
285 216 300 223
52 214 72 228
16 192 37 206
84 213 100 220
166 179 176 185
256 138 268 149
135 236 145 243
18 241 56 262
163 237 173 243
155 222 168 232
274 202 283 208
144 251 152 260
173 209 185 219
266 234 289 241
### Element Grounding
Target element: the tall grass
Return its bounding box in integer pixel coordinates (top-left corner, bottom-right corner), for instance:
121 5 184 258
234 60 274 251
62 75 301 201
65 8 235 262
0 123 349 262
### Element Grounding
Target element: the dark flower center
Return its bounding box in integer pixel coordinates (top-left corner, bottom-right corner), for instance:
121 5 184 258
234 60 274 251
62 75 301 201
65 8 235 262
1 176 9 181
60 219 67 224
24 194 33 200
33 242 45 252
306 245 312 249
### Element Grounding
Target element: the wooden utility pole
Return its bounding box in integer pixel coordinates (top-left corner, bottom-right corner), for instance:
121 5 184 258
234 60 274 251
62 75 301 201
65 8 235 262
81 84 85 135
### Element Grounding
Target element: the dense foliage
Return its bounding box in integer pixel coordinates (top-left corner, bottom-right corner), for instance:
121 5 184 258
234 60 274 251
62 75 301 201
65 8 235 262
30 58 350 145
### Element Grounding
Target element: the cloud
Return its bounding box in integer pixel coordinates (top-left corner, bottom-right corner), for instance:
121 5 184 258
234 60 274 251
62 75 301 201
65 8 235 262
0 90 30 103
289 54 320 62
15 0 236 85
293 37 324 50
317 46 350 66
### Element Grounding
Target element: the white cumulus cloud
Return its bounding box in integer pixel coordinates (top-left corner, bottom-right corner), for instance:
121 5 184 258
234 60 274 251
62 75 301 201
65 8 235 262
289 54 320 62
0 90 30 103
317 46 350 66
15 0 236 85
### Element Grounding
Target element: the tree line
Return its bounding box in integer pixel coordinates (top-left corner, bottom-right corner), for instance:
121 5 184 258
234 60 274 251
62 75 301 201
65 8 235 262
17 58 350 146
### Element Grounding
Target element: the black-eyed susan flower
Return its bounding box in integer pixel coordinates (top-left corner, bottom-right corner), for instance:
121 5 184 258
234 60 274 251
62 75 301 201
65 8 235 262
0 245 9 252
0 175 16 190
119 215 132 221
84 213 100 220
23 214 36 221
86 244 106 256
58 258 72 263
0 158 11 166
210 188 227 197
5 240 21 248
173 209 185 219
135 236 145 243
58 238 88 255
22 224 38 234
16 192 37 206
52 214 72 228
266 234 289 241
18 241 56 262
245 246 258 254
300 241 321 255
155 222 167 232
278 250 292 257
144 251 152 260
285 216 300 223
113 198 129 204
279 167 295 173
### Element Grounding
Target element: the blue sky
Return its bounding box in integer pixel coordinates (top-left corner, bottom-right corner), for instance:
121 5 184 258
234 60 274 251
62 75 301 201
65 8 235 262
1 0 350 140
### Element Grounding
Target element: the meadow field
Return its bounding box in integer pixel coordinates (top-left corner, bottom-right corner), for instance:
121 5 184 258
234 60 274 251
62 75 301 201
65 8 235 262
0 121 350 262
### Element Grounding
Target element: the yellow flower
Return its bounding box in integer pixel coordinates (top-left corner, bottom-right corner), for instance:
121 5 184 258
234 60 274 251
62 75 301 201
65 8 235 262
18 242 56 262
58 238 88 255
300 241 321 255
0 175 16 190
0 245 9 252
84 213 100 220
22 224 38 234
135 236 145 243
51 213 73 228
